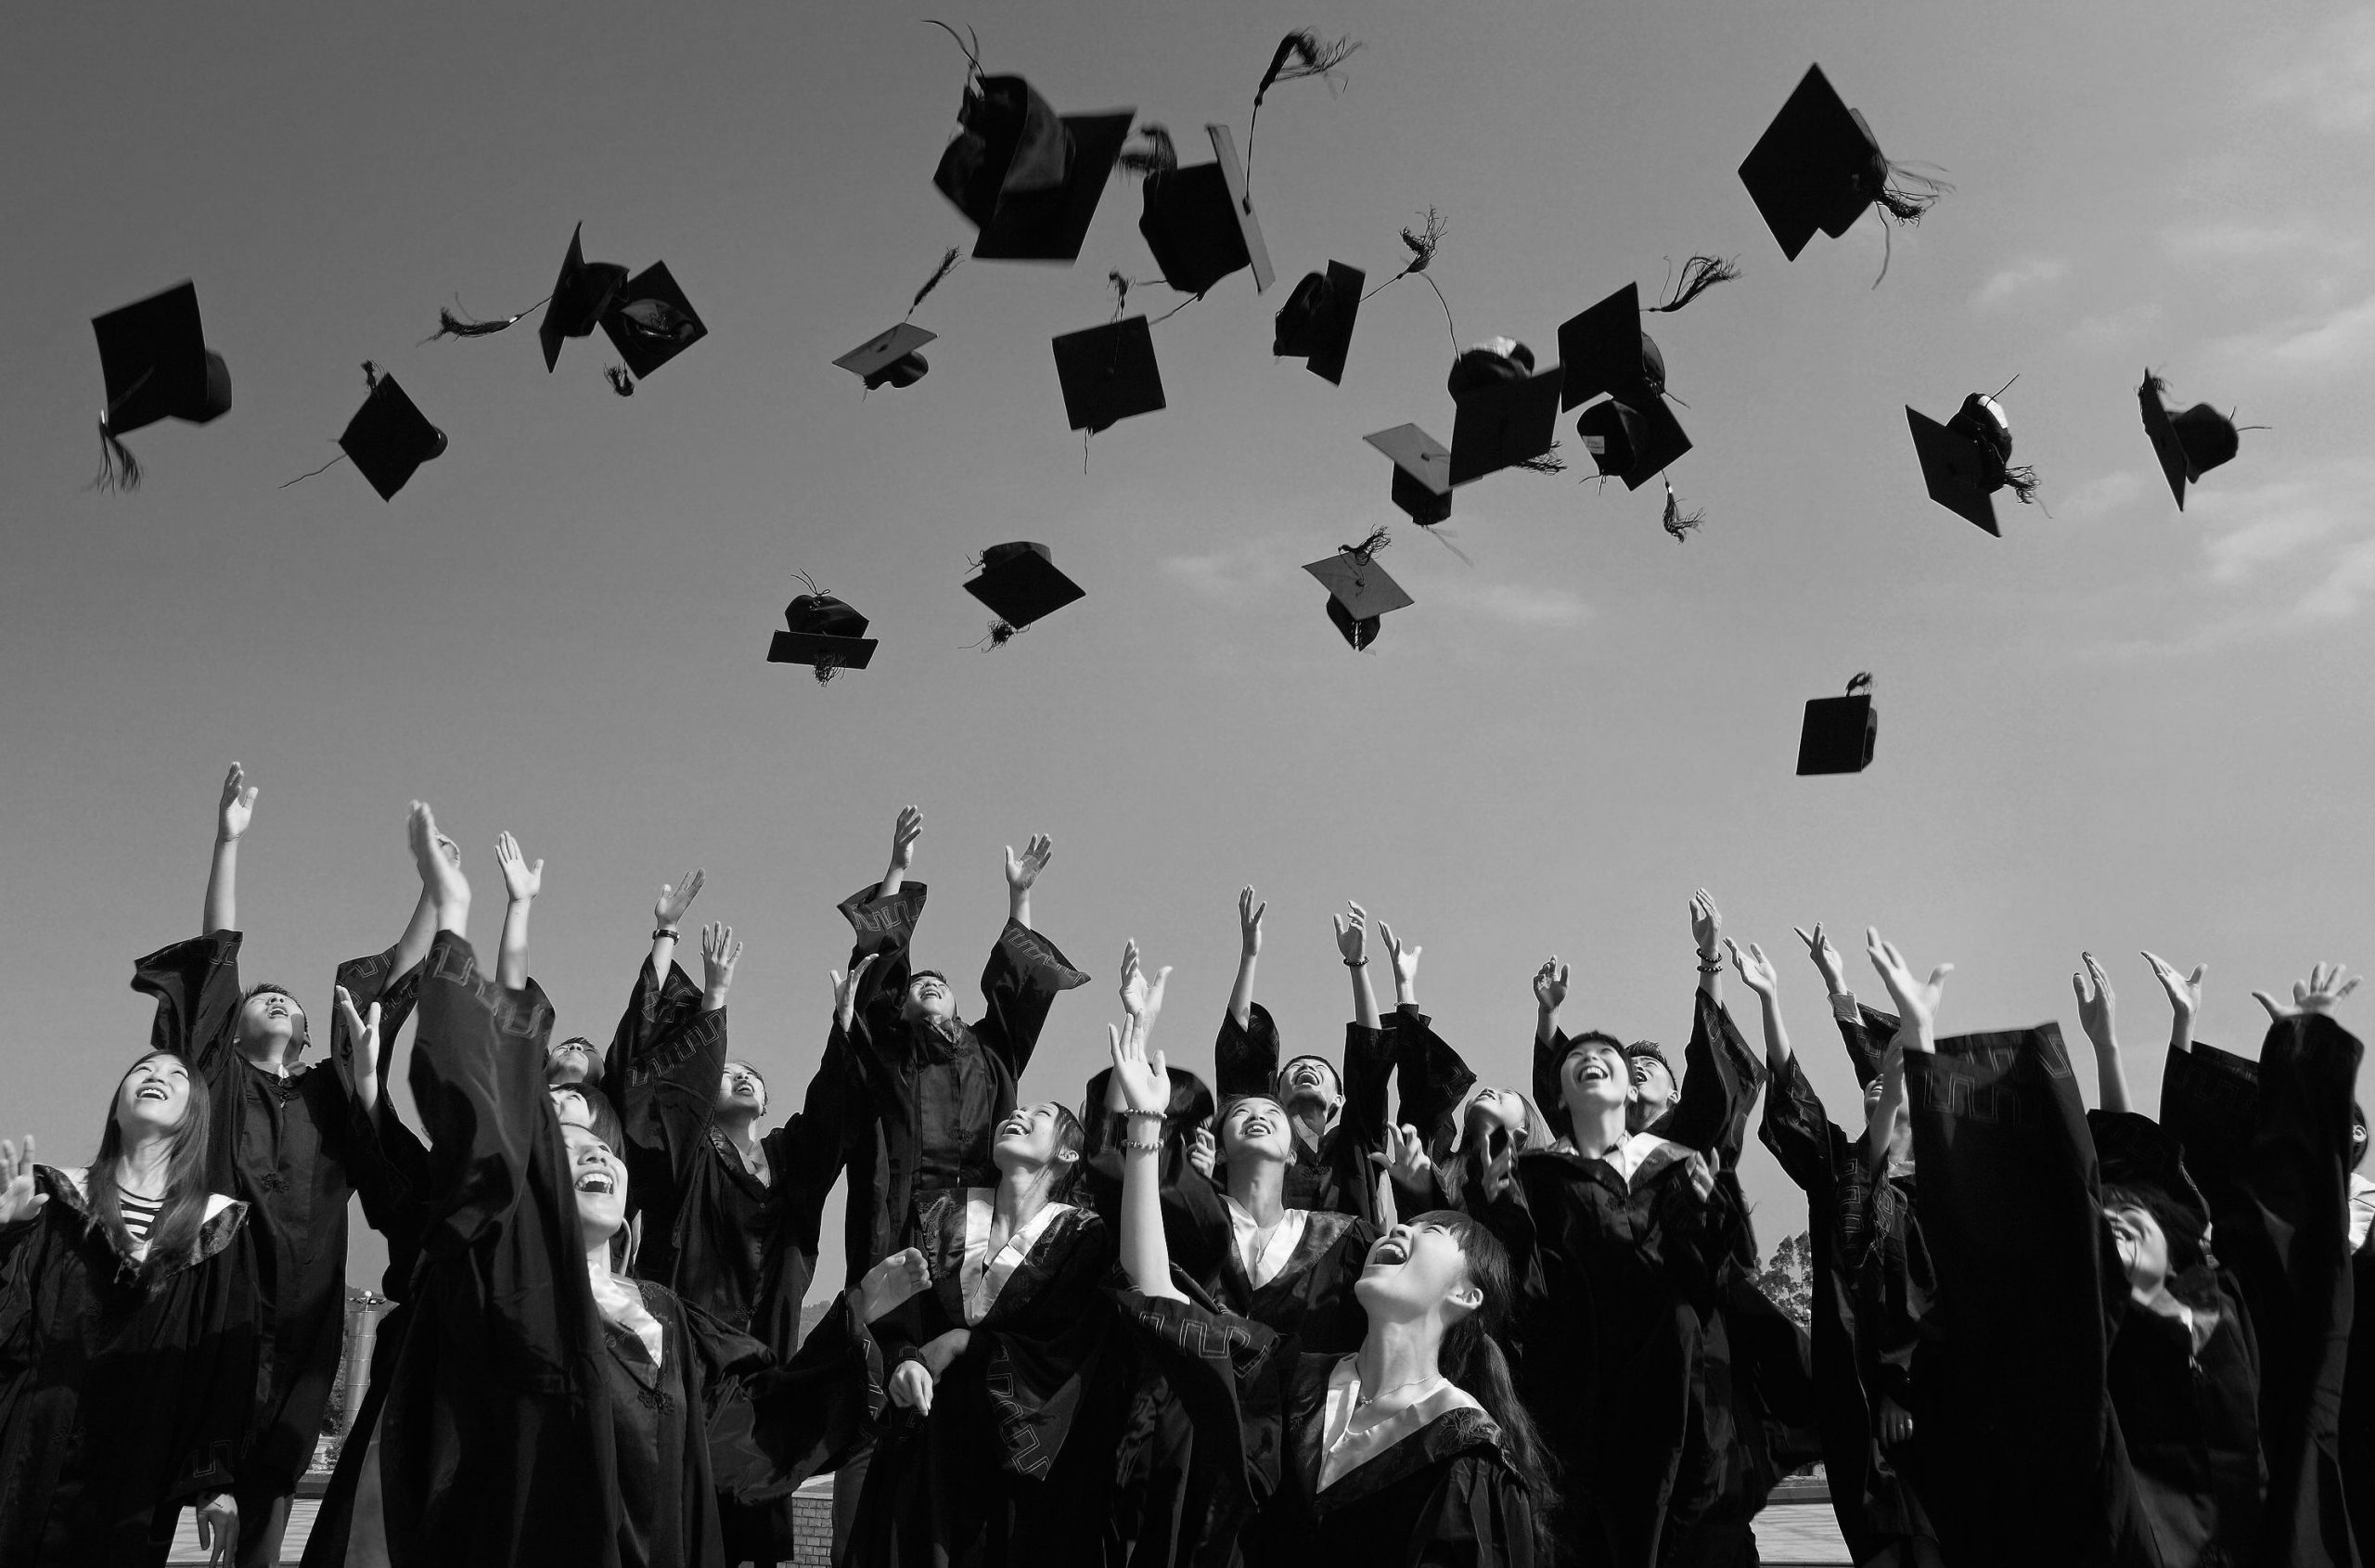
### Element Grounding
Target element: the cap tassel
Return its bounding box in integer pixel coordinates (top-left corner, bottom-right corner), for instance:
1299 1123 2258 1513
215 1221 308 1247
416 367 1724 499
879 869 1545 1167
1340 524 1393 579
1118 123 1178 179
1867 165 1951 289
423 296 549 345
276 449 351 489
923 19 983 82
1245 32 1361 201
605 366 636 396
811 657 842 686
1514 443 1566 476
1846 672 1874 696
907 247 963 319
969 620 1021 651
2003 465 2041 506
1662 479 1704 541
93 418 143 494
1648 255 1741 314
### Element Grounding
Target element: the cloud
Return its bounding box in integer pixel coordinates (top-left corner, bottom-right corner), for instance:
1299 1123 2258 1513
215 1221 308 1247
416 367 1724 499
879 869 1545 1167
1159 536 1305 602
2056 470 2149 522
1970 257 2068 310
1432 580 1592 629
2193 293 2375 383
2189 457 2375 608
2159 220 2350 263
2247 10 2375 133
2069 302 2162 349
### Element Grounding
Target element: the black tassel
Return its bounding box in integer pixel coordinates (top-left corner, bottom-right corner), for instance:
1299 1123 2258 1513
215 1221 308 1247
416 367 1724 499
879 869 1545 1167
969 621 1021 651
1846 672 1874 696
361 360 382 390
907 248 963 318
93 419 142 494
423 296 547 345
1340 524 1393 565
1515 443 1566 476
1119 123 1178 178
923 19 982 78
1254 31 1361 104
1874 163 1950 225
2004 465 2041 506
606 366 636 396
1649 255 1741 313
812 660 842 686
1662 480 1704 541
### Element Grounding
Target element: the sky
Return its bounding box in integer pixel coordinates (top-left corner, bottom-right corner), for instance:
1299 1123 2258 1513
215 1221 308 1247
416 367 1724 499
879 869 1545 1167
4 0 2372 1295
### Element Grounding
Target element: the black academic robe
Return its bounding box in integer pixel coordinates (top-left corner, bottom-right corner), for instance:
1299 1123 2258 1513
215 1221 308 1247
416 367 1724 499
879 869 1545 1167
1123 1291 1540 1568
2343 1234 2375 1555
836 881 1090 1283
362 932 873 1568
0 1172 263 1567
1214 1004 1393 1224
131 931 411 1498
1900 1024 2161 1568
2160 1017 2363 1568
846 1190 1124 1568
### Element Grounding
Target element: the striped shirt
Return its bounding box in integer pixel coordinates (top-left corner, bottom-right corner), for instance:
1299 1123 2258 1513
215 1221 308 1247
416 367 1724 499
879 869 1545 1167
119 1190 163 1244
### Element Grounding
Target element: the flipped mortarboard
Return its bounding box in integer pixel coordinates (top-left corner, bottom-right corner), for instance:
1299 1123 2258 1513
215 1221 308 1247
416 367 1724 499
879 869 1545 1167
934 72 1135 263
1796 674 1876 776
965 542 1085 631
1906 406 2001 535
836 324 938 391
90 280 233 489
600 263 706 381
1137 123 1275 298
1364 423 1453 525
541 225 630 373
1446 342 1563 485
1574 393 1691 490
1274 261 1365 385
1051 316 1166 433
2138 371 2241 510
1557 284 1664 409
1740 65 1932 263
337 369 447 503
768 584 879 681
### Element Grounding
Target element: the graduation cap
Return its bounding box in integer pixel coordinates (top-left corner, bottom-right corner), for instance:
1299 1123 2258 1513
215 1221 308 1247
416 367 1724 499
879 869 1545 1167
1446 340 1564 485
1906 391 2038 535
2138 371 2244 510
539 224 630 372
1305 531 1411 650
89 281 234 491
1136 123 1275 298
1739 65 1944 266
933 68 1135 263
1274 262 1364 385
767 579 879 683
1051 316 1166 433
600 263 706 386
836 324 937 392
1365 424 1453 526
1797 674 1876 776
1557 284 1665 411
1574 393 1692 491
336 366 447 503
964 542 1085 643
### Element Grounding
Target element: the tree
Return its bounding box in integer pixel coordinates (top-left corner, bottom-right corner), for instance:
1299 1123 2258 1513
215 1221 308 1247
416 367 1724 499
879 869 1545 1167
1753 1229 1813 1328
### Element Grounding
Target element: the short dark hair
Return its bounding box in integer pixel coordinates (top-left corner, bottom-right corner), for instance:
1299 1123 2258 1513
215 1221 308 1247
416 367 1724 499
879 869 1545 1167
546 1036 603 1087
2101 1182 2205 1276
1623 1040 1674 1081
1550 1030 1625 1142
551 1083 624 1155
238 983 311 1054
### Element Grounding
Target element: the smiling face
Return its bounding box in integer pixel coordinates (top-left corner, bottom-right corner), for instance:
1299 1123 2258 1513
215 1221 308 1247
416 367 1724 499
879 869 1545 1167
1466 1086 1529 1144
546 1037 599 1086
235 988 306 1054
1276 1056 1342 1117
992 1101 1081 1176
1219 1095 1292 1163
716 1060 767 1116
2104 1199 2171 1293
900 970 956 1024
117 1052 194 1137
1625 1052 1675 1125
1354 1219 1485 1324
564 1124 628 1246
1559 1037 1629 1131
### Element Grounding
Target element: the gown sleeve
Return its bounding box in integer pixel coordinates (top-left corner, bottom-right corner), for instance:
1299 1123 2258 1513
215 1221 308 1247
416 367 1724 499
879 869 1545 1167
722 1291 892 1497
1393 1006 1478 1143
1411 1453 1541 1568
969 919 1091 1079
1115 1287 1293 1516
1217 1002 1285 1103
1758 1053 1839 1196
600 957 707 1104
131 929 246 1069
1330 1020 1395 1220
838 880 928 1050
1661 992 1764 1167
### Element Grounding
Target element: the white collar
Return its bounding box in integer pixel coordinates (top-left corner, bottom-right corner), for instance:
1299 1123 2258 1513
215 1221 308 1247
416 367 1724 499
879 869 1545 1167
960 1189 1072 1325
1599 1131 1690 1185
2351 1172 2375 1252
1316 1353 1482 1492
588 1259 665 1369
1223 1195 1309 1289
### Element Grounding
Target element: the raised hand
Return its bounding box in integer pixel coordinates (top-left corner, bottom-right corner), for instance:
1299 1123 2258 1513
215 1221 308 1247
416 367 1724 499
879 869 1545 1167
408 803 469 924
216 763 258 843
196 1492 239 1568
854 1246 931 1323
2072 953 2116 1052
1109 1019 1171 1117
1119 941 1172 1026
1865 928 1950 1048
1188 1126 1217 1178
494 831 543 903
1239 886 1266 958
700 923 743 1007
1792 922 1848 995
1005 832 1055 891
1333 901 1371 966
889 805 925 874
1689 890 1723 958
1728 939 1779 1000
1382 922 1423 997
1367 1123 1435 1189
0 1136 45 1225
654 868 705 930
1534 958 1571 1012
2253 964 2360 1021
2140 952 2205 1022
829 954 879 1032
1473 1130 1518 1204
335 987 382 1104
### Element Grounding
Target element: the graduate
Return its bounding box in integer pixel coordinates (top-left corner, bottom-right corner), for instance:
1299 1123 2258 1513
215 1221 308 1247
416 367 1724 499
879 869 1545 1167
129 765 411 1568
1213 888 1396 1223
0 1065 263 1566
1110 970 1551 1566
1383 939 1558 1218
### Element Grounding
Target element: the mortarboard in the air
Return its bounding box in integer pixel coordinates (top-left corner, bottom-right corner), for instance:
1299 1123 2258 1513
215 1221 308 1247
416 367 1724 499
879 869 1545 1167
1274 262 1364 385
768 582 879 682
1574 392 1691 491
1051 316 1166 433
600 263 706 382
1137 123 1276 298
1327 596 1382 650
837 324 938 392
965 542 1085 632
90 280 234 490
1740 65 1938 263
2138 371 2242 511
1305 535 1409 650
1446 341 1563 486
1364 424 1453 526
934 71 1135 263
1557 284 1665 410
1797 674 1876 776
1907 393 2035 535
337 369 447 503
541 224 630 372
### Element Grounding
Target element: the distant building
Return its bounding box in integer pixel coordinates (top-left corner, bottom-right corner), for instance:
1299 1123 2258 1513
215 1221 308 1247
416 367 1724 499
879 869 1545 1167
311 1286 394 1474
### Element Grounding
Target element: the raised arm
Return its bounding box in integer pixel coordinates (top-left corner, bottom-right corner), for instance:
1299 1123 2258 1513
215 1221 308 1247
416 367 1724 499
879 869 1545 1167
2140 951 2206 1056
649 867 705 987
1004 831 1053 932
203 762 257 934
1730 940 1791 1073
1534 957 1568 1047
2071 952 2130 1112
1690 889 1724 1004
1228 886 1264 1032
492 831 545 993
1111 956 1184 1301
1861 929 1950 1173
1335 901 1380 1030
876 804 922 902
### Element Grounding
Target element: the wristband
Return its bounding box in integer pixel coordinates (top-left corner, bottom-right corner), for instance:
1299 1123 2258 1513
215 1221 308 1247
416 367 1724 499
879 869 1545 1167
1344 958 1368 969
1696 955 1724 976
1121 1137 1163 1154
653 927 680 942
1124 1110 1164 1125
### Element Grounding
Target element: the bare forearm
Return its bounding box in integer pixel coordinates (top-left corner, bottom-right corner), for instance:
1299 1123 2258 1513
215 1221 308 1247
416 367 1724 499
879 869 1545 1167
392 889 438 978
203 838 238 934
496 899 533 992
1008 886 1031 932
1759 994 1793 1073
1118 1125 1182 1299
1228 953 1258 1032
877 861 905 902
2092 1042 2132 1113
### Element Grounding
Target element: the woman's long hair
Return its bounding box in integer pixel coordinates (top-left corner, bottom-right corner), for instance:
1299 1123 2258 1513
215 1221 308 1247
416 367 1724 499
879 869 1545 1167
1415 1208 1558 1528
1043 1103 1088 1204
84 1051 218 1281
1427 1086 1555 1209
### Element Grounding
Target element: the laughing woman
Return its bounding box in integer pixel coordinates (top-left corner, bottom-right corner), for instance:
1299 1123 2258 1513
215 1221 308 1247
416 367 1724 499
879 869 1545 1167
0 1056 264 1566
1110 973 1550 1567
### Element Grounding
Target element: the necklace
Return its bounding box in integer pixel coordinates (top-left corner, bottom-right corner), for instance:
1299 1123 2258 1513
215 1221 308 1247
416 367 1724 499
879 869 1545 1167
1354 1372 1446 1410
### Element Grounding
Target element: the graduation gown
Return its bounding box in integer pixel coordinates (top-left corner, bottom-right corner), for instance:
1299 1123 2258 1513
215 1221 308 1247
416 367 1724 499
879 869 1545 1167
359 932 873 1568
0 1171 263 1566
1214 1004 1393 1224
846 1189 1124 1568
2343 1229 2375 1555
2160 1017 2364 1568
836 881 1090 1283
1122 1291 1540 1568
131 931 411 1497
